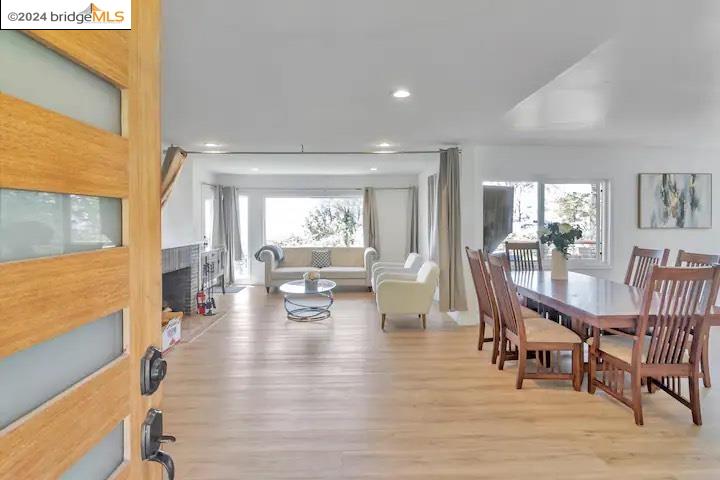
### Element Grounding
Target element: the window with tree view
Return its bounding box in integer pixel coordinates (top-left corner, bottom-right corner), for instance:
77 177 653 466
265 196 363 247
483 181 607 265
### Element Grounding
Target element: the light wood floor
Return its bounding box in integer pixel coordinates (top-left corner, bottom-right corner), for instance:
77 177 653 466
162 287 720 479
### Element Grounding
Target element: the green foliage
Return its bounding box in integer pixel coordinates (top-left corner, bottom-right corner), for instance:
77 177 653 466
555 191 596 236
538 222 583 259
303 198 361 247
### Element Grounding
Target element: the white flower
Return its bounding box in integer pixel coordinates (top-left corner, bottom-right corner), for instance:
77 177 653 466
303 271 320 281
558 223 572 234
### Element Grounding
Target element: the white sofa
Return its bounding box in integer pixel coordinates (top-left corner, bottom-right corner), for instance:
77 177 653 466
259 247 378 292
376 261 439 330
370 253 424 291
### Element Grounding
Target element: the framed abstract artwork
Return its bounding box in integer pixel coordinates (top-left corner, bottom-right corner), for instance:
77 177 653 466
638 173 712 229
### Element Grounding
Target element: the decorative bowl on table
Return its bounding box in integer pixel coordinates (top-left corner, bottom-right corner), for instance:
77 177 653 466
303 271 320 291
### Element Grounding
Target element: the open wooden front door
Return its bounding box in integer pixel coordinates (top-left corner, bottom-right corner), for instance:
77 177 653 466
0 1 165 479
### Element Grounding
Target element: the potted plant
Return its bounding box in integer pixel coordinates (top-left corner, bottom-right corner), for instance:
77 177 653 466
303 271 320 291
538 222 583 280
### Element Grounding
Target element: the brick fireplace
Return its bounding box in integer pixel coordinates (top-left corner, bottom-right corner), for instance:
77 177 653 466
162 244 200 314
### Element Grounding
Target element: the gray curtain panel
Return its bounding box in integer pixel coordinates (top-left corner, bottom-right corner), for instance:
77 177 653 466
438 148 467 312
212 186 243 284
427 173 439 262
363 187 379 253
408 186 419 254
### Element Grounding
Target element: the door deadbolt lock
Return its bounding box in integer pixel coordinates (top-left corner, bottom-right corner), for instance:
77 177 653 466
141 346 167 395
141 408 176 480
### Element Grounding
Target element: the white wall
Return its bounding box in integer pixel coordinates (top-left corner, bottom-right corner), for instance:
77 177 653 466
374 188 410 263
468 144 720 283
161 156 217 249
213 173 418 284
417 168 435 261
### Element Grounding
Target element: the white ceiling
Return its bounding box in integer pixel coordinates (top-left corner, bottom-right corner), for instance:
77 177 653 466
163 0 720 174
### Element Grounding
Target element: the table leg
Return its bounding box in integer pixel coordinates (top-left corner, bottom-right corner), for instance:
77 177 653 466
588 326 599 394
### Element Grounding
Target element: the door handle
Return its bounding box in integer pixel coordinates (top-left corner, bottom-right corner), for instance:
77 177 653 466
141 409 176 480
149 450 175 480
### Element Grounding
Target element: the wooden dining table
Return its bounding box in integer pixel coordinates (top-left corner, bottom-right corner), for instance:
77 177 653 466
511 270 720 331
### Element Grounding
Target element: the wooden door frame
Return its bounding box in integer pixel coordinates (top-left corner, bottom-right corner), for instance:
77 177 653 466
127 0 163 477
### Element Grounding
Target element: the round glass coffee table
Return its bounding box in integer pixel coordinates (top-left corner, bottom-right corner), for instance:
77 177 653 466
279 279 336 322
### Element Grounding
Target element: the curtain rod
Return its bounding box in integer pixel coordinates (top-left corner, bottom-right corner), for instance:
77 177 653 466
200 182 413 191
185 149 456 155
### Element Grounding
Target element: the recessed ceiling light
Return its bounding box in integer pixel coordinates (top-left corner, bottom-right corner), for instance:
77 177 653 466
392 89 411 99
203 142 221 147
370 167 378 171
373 150 398 154
251 167 260 172
376 142 392 148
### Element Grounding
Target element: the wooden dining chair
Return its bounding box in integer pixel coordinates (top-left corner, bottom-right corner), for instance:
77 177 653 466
505 241 543 271
466 247 539 363
588 265 720 425
487 253 583 390
624 246 670 289
466 247 501 360
675 250 720 388
676 250 720 267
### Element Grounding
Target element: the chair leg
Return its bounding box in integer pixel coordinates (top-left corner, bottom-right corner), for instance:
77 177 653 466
478 320 486 351
498 334 507 371
631 372 644 426
491 325 500 365
689 373 703 425
702 332 711 388
421 314 427 329
572 344 582 392
516 348 527 389
381 314 386 331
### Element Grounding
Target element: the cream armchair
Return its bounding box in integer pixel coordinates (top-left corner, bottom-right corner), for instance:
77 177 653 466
376 261 439 330
370 253 423 291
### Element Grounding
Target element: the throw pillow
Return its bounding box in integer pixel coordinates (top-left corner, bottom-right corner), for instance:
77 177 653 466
311 249 331 268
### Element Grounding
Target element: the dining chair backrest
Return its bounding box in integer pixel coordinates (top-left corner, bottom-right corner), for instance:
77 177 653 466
624 246 670 289
675 250 720 267
487 253 524 340
637 265 720 366
505 241 543 271
466 247 498 323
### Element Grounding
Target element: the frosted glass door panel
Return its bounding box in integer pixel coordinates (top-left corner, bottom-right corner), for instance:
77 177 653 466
0 31 121 133
0 312 123 429
61 423 124 480
0 188 122 262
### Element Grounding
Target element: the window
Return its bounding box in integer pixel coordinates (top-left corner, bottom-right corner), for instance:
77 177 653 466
483 180 608 266
265 196 363 247
200 184 216 247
